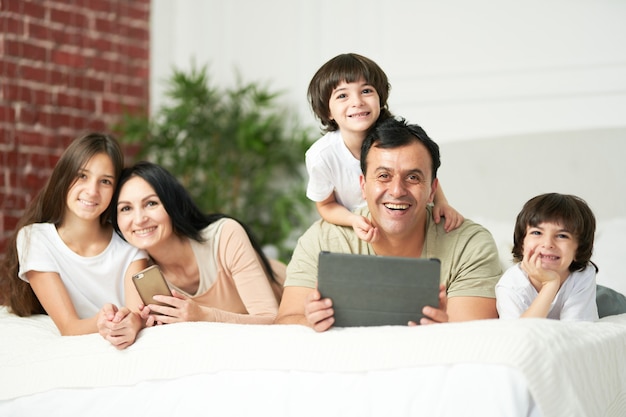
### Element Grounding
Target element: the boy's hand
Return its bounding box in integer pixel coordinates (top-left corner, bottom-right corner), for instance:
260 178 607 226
352 215 379 243
432 202 464 232
522 247 561 288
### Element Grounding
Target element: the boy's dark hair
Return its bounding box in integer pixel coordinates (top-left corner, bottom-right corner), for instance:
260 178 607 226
512 193 596 272
360 117 441 183
307 53 393 132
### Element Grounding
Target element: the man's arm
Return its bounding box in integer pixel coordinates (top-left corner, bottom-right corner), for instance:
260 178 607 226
446 296 498 321
275 286 335 332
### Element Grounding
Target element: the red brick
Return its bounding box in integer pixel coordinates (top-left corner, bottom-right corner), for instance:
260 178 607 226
3 215 20 232
0 128 14 145
1 61 19 79
5 15 25 35
51 49 87 68
15 2 47 20
5 40 49 61
0 105 16 123
86 119 107 132
0 0 150 253
20 64 48 84
50 8 89 28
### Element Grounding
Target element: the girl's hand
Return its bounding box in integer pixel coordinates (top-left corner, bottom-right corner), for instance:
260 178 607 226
97 304 141 349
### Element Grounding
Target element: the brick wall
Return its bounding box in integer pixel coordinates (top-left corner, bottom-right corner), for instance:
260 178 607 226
0 0 150 253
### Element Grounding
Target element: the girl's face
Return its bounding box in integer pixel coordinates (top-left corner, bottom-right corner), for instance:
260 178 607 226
328 78 381 138
64 152 115 224
115 176 174 251
522 221 578 277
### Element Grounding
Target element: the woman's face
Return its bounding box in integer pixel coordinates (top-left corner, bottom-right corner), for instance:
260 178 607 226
116 176 174 251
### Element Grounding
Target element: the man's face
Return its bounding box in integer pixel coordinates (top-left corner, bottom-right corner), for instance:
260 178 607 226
359 141 438 239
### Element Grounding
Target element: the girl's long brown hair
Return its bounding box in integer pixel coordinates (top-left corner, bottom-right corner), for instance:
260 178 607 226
0 133 124 316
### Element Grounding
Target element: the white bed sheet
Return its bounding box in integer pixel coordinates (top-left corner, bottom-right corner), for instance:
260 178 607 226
1 365 538 417
1 307 625 417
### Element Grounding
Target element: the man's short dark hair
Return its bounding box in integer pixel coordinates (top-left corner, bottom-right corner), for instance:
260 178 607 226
360 117 441 182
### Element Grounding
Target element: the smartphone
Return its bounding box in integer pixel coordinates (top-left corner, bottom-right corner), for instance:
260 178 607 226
131 265 173 311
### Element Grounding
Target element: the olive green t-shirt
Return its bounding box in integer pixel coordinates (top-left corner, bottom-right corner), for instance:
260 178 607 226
285 206 502 299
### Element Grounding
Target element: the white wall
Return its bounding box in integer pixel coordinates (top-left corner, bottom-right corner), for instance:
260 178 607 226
151 0 626 143
150 0 626 291
150 0 626 208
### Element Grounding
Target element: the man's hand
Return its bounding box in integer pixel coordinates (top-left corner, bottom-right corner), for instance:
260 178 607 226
409 284 449 325
304 289 335 332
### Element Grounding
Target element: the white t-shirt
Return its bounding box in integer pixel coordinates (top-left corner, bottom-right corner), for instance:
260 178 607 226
495 263 598 321
305 130 365 212
17 223 147 318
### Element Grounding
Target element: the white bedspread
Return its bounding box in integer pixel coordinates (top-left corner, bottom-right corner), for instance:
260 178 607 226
1 306 625 417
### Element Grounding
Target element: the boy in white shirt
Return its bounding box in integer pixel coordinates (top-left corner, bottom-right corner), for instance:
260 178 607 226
496 193 598 320
305 53 464 241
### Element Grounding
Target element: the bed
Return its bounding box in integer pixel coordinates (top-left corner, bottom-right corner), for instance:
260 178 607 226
1 305 625 417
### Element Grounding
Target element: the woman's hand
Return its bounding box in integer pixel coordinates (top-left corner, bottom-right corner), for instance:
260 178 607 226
146 290 212 324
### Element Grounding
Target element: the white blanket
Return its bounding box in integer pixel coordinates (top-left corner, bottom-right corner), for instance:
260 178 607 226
1 306 625 417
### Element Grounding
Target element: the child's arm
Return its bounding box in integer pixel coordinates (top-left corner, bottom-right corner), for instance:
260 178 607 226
432 184 464 232
520 280 560 318
96 258 150 349
520 249 561 318
28 271 99 335
316 193 378 243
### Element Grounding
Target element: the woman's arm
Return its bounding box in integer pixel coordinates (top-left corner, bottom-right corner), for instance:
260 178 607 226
216 220 279 324
146 221 279 325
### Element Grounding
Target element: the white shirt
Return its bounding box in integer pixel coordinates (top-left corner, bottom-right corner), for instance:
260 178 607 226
496 263 598 321
305 130 365 212
17 223 147 318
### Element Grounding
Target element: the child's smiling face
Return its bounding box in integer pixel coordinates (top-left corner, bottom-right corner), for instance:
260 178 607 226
522 221 579 278
328 78 381 137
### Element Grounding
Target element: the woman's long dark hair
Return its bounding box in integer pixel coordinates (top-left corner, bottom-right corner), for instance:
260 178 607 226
110 161 279 284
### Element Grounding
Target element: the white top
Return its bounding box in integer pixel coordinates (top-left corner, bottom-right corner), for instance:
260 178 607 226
17 223 147 318
496 263 598 321
305 130 365 211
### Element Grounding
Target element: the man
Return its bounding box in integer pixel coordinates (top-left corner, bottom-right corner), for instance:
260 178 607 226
276 117 501 331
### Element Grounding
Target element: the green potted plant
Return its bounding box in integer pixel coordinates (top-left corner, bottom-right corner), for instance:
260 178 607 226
115 64 315 261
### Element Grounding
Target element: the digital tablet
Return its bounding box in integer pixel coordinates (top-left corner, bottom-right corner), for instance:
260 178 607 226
317 252 441 327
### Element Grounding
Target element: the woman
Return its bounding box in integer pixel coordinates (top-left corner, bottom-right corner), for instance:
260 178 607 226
112 161 284 325
0 133 148 349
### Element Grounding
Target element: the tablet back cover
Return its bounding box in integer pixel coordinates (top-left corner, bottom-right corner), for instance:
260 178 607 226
317 252 441 327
